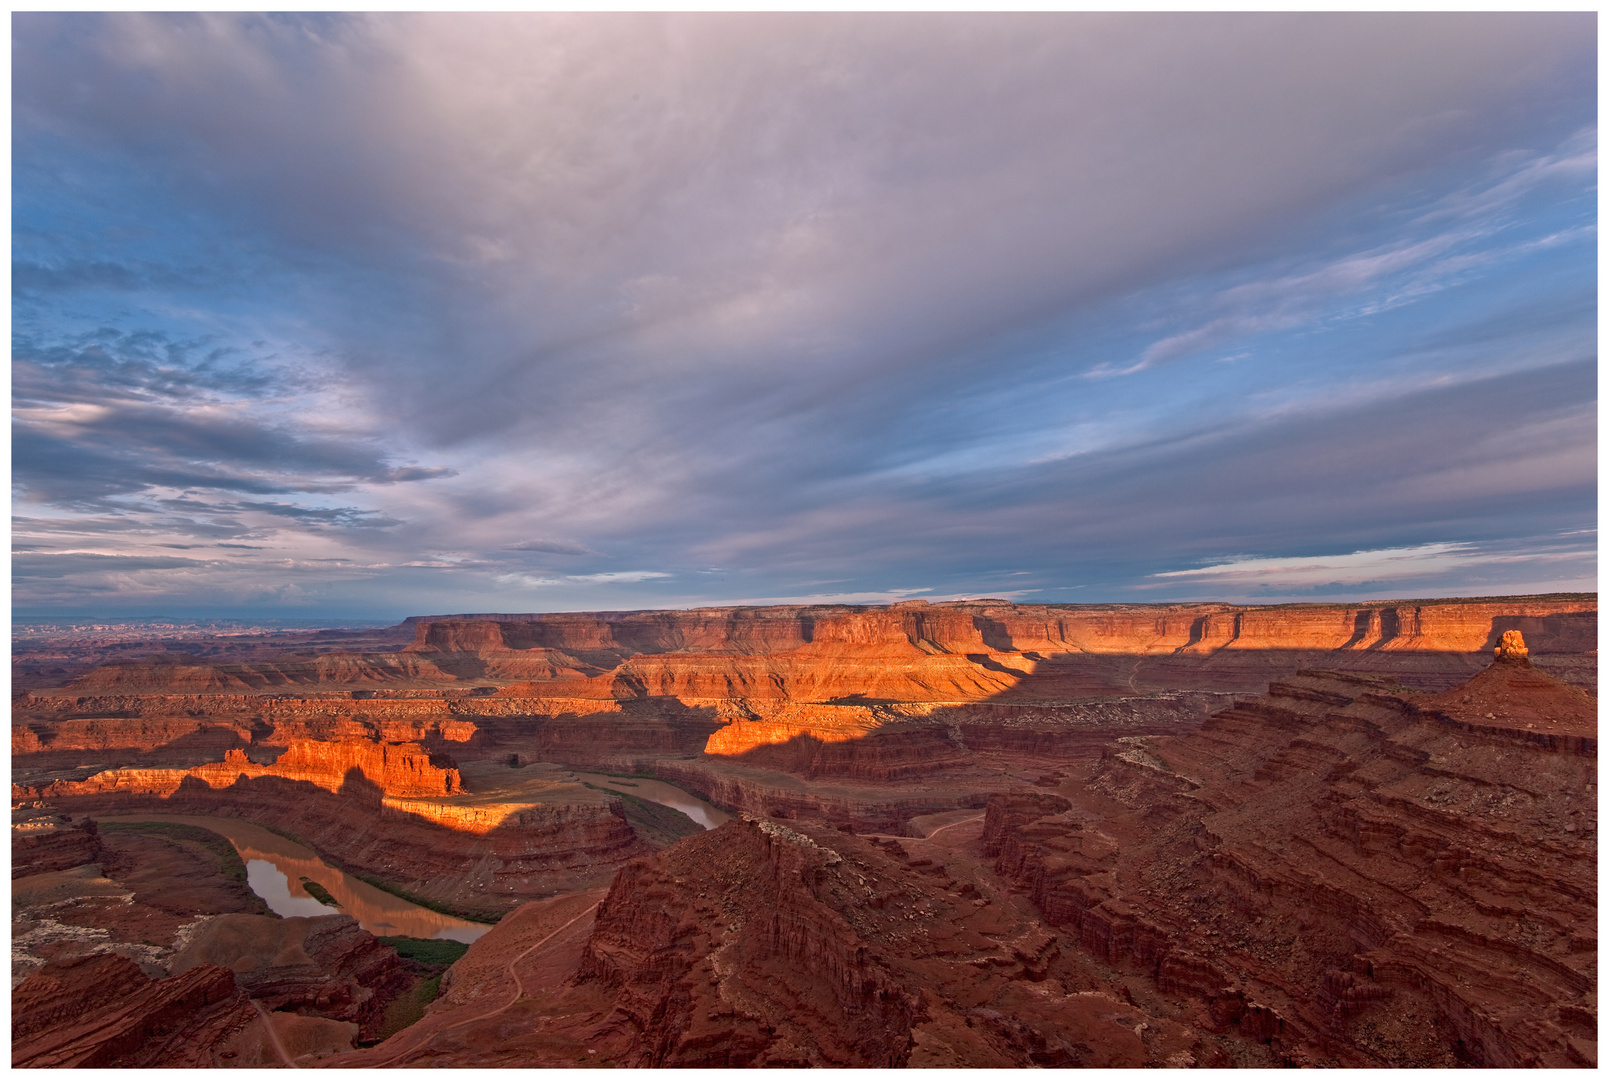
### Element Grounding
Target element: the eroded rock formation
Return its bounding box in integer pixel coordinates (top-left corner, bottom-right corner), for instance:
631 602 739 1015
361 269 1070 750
171 914 411 1042
981 660 1597 1066
333 818 1222 1068
28 598 1597 705
12 954 259 1068
12 604 1597 1067
14 759 647 916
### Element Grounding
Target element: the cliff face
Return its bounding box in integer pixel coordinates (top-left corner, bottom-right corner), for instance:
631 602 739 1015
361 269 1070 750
11 955 260 1068
25 739 460 800
170 913 412 1043
336 810 1249 1068
982 662 1597 1067
11 921 403 1067
36 597 1596 701
985 601 1597 655
12 818 105 877
577 819 925 1066
60 652 458 694
13 597 1597 1035
16 745 646 914
561 817 1214 1067
403 599 1596 658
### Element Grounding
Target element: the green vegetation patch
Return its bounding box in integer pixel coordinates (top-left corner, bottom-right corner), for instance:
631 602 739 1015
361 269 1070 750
298 877 341 907
367 973 444 1045
363 936 472 1044
378 935 471 967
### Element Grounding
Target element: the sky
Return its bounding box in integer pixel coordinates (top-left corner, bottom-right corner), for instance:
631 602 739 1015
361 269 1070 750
11 12 1599 621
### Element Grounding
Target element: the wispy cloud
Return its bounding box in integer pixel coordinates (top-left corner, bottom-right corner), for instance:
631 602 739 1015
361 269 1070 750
502 538 603 556
1151 542 1481 587
494 570 671 589
1090 134 1597 378
1143 533 1596 599
10 14 1595 616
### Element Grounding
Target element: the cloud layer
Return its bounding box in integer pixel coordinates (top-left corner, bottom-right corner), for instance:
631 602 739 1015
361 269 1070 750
12 14 1596 617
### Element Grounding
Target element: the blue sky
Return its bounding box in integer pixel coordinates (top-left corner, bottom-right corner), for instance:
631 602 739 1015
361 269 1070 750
12 13 1597 619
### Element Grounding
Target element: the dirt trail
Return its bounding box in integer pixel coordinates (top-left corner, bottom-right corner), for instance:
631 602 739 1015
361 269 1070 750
345 896 602 1069
861 812 985 844
253 1001 298 1069
921 813 985 839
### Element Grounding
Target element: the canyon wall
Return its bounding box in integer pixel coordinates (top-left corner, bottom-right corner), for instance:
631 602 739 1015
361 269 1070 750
401 598 1596 658
12 597 1595 954
14 743 645 914
23 740 460 800
982 661 1596 1067
39 597 1596 701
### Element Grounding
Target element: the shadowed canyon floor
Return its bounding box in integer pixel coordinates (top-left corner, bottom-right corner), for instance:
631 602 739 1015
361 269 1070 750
11 598 1597 1066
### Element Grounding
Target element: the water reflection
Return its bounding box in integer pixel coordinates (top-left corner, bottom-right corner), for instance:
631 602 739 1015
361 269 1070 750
95 814 490 943
573 773 731 829
246 859 331 918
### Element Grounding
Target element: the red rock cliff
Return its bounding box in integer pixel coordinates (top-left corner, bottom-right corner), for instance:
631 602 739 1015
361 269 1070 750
24 739 459 800
984 658 1596 1067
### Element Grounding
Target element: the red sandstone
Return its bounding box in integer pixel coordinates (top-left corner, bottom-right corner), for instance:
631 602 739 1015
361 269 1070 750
10 600 1596 1066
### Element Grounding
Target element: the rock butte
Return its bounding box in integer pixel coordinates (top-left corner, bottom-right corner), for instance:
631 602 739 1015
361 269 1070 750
10 596 1597 1066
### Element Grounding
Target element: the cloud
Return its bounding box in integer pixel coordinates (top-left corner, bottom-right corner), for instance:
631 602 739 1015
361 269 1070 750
494 570 670 589
12 332 279 407
377 467 458 483
1152 543 1483 587
502 538 602 556
12 326 457 518
231 501 402 528
13 552 215 579
1093 133 1598 377
1139 535 1597 601
10 14 1596 617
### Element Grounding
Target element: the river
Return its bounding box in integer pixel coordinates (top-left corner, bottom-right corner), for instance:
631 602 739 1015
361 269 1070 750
95 775 726 941
95 814 491 943
572 772 732 829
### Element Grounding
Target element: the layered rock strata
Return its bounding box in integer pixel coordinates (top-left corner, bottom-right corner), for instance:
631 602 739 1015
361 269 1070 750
12 816 104 878
334 818 1231 1068
15 751 647 914
982 659 1596 1067
28 739 461 800
32 597 1596 701
12 954 259 1068
171 914 412 1043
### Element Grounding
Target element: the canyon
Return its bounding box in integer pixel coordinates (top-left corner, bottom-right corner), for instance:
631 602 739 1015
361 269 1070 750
11 596 1596 1066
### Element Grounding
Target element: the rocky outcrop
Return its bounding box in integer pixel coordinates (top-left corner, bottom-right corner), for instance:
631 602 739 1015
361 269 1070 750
566 817 1208 1067
23 739 459 801
402 599 1596 660
10 701 480 764
577 819 923 1066
29 598 1596 704
13 603 1598 1068
170 914 411 1042
11 818 273 986
650 760 985 834
11 954 259 1067
1494 629 1531 663
17 771 642 915
983 650 1597 1067
1420 647 1597 755
12 817 104 877
59 651 458 694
